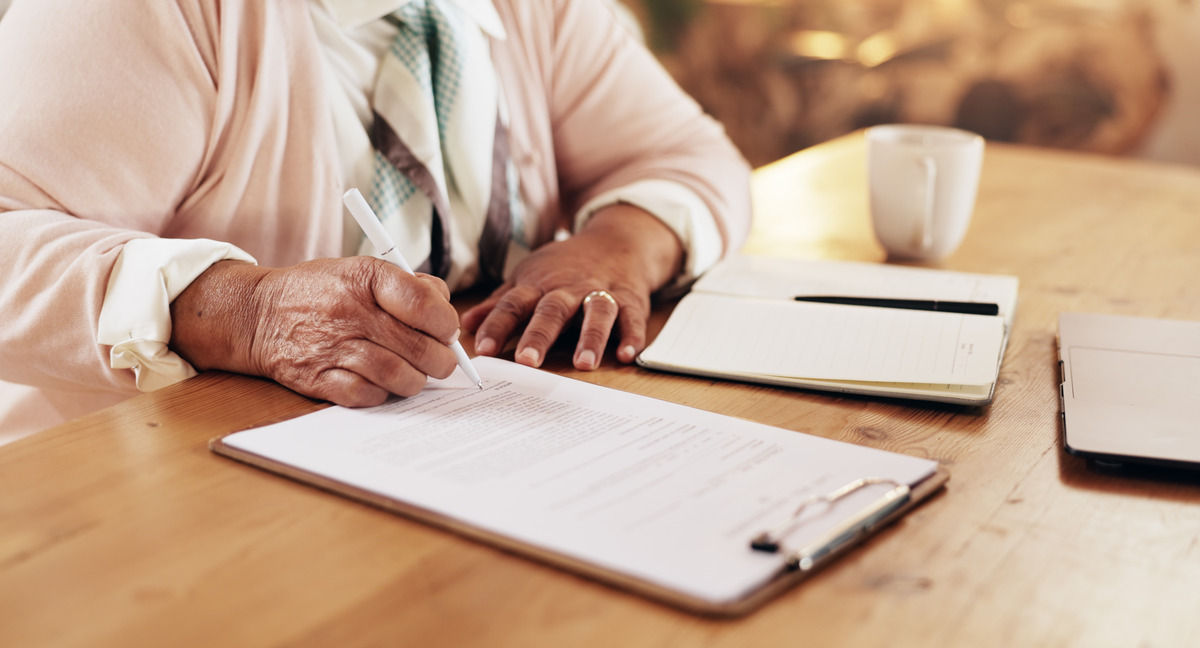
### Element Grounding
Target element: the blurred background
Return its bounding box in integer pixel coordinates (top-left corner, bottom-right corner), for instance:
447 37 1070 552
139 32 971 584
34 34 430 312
1 0 1196 168
618 0 1200 167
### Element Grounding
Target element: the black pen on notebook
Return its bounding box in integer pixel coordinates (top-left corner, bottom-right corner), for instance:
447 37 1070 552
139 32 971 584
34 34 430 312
793 296 1000 317
343 188 484 390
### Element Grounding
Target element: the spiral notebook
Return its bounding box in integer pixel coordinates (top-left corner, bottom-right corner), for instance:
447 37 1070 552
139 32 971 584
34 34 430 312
211 357 947 615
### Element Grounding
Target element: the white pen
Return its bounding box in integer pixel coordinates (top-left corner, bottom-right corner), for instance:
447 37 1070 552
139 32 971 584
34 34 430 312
342 188 484 390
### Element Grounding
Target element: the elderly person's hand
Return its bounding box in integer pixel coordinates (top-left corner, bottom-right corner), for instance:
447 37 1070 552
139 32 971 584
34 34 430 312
169 257 460 406
463 204 683 371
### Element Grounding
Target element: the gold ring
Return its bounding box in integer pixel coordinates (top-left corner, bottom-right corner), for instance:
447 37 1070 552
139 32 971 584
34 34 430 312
582 289 618 308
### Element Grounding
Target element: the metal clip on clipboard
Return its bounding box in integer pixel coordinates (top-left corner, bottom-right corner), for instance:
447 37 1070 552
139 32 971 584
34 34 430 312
750 477 912 571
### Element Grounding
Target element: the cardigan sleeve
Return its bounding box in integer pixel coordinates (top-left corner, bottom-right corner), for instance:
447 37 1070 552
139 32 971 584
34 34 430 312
0 0 221 393
547 0 752 275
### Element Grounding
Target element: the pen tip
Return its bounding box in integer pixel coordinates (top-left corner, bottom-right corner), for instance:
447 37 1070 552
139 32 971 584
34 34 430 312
476 382 484 390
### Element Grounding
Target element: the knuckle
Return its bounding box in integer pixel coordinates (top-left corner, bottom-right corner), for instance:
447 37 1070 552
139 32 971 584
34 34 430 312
431 351 458 379
264 349 323 392
617 314 647 347
390 327 430 358
340 256 385 293
578 325 612 347
484 302 527 335
519 325 556 350
619 307 647 330
408 275 445 303
532 291 576 323
494 286 541 317
418 274 452 300
389 330 458 379
337 339 374 369
315 370 387 408
390 372 428 398
408 290 456 330
613 290 646 316
492 296 526 320
341 386 390 409
477 287 540 336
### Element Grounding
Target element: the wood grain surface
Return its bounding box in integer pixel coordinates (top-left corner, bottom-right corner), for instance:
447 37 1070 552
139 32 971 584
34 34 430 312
3 134 1199 647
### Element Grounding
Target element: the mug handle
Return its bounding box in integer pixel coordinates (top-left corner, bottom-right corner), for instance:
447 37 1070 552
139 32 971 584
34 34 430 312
918 156 937 252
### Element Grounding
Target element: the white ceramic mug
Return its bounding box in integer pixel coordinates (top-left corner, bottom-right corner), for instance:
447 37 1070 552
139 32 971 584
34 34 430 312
866 124 985 261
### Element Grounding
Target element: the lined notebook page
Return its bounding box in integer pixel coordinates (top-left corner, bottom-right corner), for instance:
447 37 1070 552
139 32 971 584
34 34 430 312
643 293 1005 386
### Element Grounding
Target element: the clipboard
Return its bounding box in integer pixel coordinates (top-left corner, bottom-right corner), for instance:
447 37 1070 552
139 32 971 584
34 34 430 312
209 358 948 616
213 435 947 615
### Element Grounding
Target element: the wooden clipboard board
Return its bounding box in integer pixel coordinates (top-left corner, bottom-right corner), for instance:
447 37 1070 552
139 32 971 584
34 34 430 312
211 434 948 617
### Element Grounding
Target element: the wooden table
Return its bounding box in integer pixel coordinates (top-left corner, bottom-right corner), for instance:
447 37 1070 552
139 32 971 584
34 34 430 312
4 135 1200 647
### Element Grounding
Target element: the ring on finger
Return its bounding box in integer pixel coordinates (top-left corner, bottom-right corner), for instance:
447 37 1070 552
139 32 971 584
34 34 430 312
582 289 618 308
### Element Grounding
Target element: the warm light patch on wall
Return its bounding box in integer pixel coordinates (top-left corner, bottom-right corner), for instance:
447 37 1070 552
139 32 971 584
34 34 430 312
787 30 849 61
786 30 901 68
856 33 898 68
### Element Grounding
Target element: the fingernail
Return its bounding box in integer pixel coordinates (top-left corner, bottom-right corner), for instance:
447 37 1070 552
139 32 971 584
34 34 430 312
516 347 540 367
476 337 497 355
620 345 637 362
577 349 596 369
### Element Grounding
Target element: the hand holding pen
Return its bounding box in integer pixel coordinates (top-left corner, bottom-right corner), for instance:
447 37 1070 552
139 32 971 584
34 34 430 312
169 243 465 409
343 189 484 389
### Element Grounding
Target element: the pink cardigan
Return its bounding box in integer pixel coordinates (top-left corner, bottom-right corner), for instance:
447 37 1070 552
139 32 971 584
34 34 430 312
0 0 751 440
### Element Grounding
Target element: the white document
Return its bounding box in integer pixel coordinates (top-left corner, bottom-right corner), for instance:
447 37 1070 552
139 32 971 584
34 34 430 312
220 357 938 607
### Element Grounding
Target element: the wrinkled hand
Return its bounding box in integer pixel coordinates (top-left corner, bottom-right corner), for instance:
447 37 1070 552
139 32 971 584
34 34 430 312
463 204 683 371
170 257 460 407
